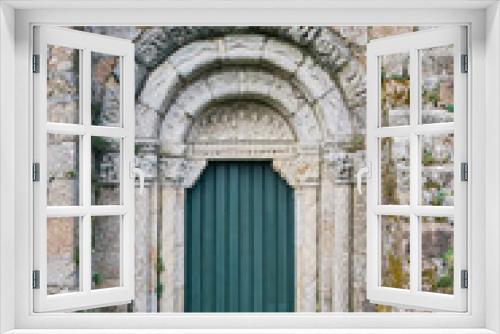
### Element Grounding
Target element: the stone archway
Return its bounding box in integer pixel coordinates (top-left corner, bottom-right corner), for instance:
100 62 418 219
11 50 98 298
135 34 354 312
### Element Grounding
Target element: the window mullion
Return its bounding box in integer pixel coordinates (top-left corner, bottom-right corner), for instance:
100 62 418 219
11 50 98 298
409 47 420 292
81 48 92 293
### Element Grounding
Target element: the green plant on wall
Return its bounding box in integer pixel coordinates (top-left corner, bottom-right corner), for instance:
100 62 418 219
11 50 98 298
155 282 164 299
422 149 434 166
92 272 103 287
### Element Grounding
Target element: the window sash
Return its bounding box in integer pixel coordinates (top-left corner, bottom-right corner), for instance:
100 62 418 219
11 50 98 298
32 26 136 312
366 26 468 312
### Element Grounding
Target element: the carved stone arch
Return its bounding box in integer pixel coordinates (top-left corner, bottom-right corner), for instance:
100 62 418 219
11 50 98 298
159 69 323 155
136 35 352 143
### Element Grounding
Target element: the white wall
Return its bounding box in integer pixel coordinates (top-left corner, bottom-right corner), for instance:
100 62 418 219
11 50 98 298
0 2 16 333
485 2 500 333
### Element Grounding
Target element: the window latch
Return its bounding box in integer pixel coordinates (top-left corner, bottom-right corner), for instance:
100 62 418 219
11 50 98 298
130 162 145 194
356 162 371 195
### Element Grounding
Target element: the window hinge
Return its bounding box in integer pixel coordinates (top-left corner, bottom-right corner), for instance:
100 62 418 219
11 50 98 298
461 269 468 289
32 163 40 182
32 54 40 73
461 54 468 73
32 270 40 289
461 162 468 182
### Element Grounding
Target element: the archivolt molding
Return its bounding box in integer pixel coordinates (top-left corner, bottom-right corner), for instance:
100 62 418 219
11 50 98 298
130 27 364 124
136 35 353 144
158 69 332 155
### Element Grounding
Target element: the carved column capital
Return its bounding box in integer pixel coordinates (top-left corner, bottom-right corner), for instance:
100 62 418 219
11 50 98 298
159 157 207 188
272 152 320 187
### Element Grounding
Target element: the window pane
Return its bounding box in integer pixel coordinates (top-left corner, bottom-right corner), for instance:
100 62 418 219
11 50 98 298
91 137 121 205
47 217 80 295
91 52 121 127
421 133 454 206
91 216 121 289
421 217 454 294
380 215 410 289
380 137 410 205
380 53 410 127
420 45 454 124
47 45 80 124
47 133 80 206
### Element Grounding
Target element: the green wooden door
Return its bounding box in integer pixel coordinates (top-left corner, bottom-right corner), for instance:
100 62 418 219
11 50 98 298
185 161 295 312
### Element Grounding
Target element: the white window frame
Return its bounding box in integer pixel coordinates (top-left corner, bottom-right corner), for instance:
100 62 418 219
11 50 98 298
32 26 136 312
0 1 499 333
366 26 467 312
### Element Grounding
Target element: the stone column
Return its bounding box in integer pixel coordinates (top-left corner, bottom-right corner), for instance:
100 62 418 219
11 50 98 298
295 185 318 312
160 184 184 312
330 153 354 312
158 157 207 312
317 153 336 312
273 147 320 312
133 142 159 312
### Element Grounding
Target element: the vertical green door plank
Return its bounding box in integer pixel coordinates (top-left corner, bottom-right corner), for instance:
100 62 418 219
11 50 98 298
184 184 192 311
190 180 202 312
252 163 264 312
201 166 216 311
239 163 252 311
228 163 239 311
287 187 295 311
263 165 277 311
214 164 227 311
276 175 288 312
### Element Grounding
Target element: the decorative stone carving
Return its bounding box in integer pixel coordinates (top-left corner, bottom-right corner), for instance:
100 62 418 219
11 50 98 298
137 35 344 145
187 101 295 144
160 69 320 147
272 153 320 187
186 144 296 160
159 157 207 188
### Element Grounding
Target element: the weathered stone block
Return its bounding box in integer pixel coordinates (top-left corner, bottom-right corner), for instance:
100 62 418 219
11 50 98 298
316 90 351 140
135 103 158 138
297 56 334 100
293 103 321 143
263 39 304 73
169 40 220 78
223 35 265 61
206 71 240 99
238 71 273 96
174 79 212 117
139 61 179 111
